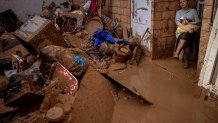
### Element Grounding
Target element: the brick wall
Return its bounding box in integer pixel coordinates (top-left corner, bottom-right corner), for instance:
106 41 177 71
75 0 131 28
151 0 179 59
197 0 214 76
111 0 131 28
151 0 197 59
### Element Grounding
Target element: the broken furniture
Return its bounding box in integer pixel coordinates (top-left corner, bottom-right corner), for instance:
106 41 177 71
48 62 78 95
14 16 67 55
3 61 43 106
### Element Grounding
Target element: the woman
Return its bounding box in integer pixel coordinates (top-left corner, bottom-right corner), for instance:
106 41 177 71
174 0 200 68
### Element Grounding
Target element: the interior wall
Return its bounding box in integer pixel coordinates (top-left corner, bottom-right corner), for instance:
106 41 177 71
110 0 131 28
0 0 71 22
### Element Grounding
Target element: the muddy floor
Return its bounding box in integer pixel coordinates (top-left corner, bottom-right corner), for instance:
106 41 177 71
111 58 218 123
66 56 218 123
71 66 116 123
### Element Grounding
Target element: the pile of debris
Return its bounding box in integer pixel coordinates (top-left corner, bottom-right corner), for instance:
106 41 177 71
0 1 147 122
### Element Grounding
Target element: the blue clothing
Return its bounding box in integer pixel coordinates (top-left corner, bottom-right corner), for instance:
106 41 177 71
89 29 116 49
175 9 200 23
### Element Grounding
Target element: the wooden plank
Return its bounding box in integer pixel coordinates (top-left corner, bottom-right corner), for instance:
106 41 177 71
122 26 128 40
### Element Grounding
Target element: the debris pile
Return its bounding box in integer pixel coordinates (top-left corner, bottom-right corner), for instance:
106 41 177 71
0 1 148 122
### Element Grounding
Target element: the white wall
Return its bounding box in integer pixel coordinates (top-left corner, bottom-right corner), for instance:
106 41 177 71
0 0 70 22
131 0 151 51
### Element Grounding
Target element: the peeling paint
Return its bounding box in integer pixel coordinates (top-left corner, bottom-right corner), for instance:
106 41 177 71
131 0 151 51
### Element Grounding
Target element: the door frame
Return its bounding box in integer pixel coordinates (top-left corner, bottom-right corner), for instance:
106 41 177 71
198 7 218 95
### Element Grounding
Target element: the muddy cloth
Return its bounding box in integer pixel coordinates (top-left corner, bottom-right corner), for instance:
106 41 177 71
89 29 116 49
177 32 196 51
41 45 88 77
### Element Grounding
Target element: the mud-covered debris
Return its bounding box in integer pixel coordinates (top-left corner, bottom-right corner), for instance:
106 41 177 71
41 2 57 20
0 75 9 94
75 30 89 39
14 16 66 55
3 79 44 106
108 63 127 71
101 15 122 38
48 62 79 95
46 106 65 122
41 45 88 77
0 32 20 52
61 10 84 19
4 61 42 83
113 45 131 62
11 51 29 73
41 85 75 122
64 33 85 48
85 16 103 36
130 45 143 65
61 10 84 28
10 112 47 123
99 42 115 55
0 105 18 116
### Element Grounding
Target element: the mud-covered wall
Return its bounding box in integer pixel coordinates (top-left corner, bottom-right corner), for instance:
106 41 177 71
0 0 71 22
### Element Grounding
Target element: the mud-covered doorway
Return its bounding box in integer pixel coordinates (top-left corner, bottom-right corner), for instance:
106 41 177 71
131 0 151 51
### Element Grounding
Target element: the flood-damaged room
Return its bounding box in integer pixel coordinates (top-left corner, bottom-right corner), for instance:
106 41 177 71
0 0 218 123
